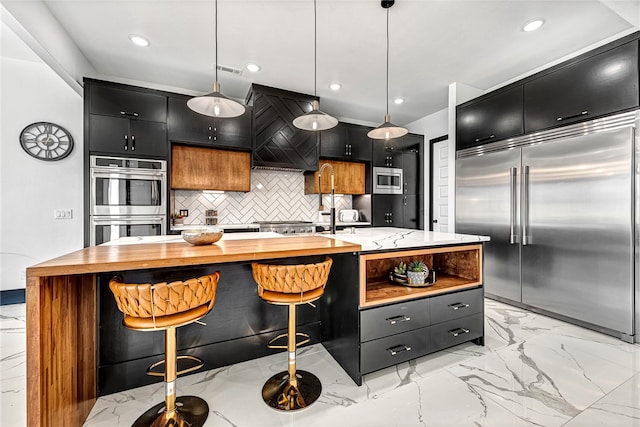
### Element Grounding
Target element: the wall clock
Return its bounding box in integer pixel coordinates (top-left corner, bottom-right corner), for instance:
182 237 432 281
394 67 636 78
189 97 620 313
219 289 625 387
19 121 74 161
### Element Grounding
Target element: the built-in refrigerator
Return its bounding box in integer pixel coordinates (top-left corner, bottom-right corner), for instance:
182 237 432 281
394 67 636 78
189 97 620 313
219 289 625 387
456 111 638 342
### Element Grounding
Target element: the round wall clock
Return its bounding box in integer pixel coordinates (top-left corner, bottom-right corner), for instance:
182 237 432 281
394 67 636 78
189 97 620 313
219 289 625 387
19 122 74 161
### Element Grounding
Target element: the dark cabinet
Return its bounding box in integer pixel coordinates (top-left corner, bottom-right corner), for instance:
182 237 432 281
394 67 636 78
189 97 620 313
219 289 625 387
89 115 167 158
167 96 252 150
402 147 420 195
372 139 403 167
88 82 167 123
320 122 372 161
524 41 639 133
372 195 404 227
456 85 524 150
85 79 168 158
247 84 319 171
402 194 419 230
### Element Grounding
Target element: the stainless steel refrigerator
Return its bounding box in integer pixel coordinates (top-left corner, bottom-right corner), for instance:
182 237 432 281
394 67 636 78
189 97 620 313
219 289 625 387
456 111 638 343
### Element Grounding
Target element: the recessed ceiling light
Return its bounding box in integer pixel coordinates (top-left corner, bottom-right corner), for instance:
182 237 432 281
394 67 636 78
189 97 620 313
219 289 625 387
329 83 342 91
393 98 405 105
128 34 150 47
522 19 545 32
246 63 261 72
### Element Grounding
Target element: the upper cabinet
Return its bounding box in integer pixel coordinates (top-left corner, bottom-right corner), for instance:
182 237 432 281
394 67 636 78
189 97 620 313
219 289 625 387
85 79 168 158
456 86 524 151
524 41 639 133
304 160 366 195
320 122 373 161
171 145 251 192
372 138 403 168
167 95 252 150
247 84 319 171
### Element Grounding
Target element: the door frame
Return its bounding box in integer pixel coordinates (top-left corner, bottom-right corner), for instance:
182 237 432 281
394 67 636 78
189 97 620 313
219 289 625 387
428 134 448 231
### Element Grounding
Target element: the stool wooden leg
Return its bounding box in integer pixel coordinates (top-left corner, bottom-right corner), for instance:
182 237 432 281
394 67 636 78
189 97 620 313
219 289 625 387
262 303 322 411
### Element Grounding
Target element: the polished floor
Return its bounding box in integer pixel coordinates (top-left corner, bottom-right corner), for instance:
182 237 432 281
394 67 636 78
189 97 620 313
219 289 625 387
1 299 639 426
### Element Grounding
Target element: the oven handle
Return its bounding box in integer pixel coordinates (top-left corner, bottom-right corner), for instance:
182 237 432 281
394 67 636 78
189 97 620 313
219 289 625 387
91 169 166 181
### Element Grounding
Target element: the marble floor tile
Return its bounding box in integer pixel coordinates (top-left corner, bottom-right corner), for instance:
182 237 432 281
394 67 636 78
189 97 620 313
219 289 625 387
563 372 640 426
4 300 640 427
448 331 639 427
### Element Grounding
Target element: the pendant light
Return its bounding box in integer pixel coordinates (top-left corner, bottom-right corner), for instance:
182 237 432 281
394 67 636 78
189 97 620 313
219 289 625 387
188 0 245 118
292 0 338 131
367 0 408 140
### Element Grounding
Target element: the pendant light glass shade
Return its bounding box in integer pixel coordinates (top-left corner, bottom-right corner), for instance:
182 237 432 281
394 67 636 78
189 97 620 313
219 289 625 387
370 1 407 140
367 114 408 139
187 81 245 118
293 0 338 131
188 0 245 118
293 100 339 131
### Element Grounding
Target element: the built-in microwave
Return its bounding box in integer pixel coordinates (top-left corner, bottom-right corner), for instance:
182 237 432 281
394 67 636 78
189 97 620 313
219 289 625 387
90 155 166 216
373 167 403 194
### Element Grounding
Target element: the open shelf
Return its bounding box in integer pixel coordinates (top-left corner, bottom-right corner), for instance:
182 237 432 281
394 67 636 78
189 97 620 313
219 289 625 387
360 245 482 307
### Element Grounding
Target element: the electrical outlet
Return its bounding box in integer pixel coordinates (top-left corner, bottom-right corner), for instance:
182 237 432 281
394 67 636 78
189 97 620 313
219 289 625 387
54 209 73 219
179 209 189 217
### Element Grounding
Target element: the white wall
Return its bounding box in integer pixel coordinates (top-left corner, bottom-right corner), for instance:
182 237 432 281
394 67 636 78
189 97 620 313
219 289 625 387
0 45 84 291
405 108 448 230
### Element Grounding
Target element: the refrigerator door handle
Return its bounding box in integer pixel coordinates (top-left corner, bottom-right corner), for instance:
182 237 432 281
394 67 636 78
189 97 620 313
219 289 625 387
510 167 517 244
522 165 530 245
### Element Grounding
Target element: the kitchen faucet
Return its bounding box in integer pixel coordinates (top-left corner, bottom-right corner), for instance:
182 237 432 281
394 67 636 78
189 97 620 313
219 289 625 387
318 162 336 234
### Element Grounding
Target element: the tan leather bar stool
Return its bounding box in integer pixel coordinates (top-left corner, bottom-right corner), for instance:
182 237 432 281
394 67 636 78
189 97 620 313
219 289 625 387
251 257 332 411
109 272 220 427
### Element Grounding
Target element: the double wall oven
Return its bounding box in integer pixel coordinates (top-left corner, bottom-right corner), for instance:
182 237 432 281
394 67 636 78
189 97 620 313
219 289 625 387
89 155 166 245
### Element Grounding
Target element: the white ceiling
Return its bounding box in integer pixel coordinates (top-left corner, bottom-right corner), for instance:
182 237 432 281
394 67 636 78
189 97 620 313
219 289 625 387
5 0 640 125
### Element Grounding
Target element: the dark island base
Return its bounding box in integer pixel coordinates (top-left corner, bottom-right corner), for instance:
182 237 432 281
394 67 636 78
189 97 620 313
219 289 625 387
98 252 361 395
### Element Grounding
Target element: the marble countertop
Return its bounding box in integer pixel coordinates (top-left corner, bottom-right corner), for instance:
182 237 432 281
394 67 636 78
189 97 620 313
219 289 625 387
106 227 488 252
326 227 489 252
170 221 371 232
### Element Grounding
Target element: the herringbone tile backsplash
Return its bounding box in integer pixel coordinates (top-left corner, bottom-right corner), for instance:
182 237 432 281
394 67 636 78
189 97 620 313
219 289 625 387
173 169 352 225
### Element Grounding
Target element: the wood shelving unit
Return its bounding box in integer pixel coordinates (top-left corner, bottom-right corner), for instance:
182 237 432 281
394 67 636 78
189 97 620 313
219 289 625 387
360 244 482 307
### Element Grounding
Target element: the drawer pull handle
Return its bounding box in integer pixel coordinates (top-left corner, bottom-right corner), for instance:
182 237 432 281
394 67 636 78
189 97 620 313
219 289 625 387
386 315 411 325
120 111 140 118
387 344 411 356
474 134 495 143
448 302 469 310
557 111 588 121
448 327 470 337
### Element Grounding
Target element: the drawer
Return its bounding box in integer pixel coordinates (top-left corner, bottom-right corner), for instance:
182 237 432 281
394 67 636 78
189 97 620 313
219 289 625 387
361 298 430 342
430 313 483 352
361 326 431 374
430 287 483 324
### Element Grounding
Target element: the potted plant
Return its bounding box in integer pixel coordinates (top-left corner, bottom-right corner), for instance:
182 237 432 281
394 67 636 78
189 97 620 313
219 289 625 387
391 262 408 283
407 260 428 285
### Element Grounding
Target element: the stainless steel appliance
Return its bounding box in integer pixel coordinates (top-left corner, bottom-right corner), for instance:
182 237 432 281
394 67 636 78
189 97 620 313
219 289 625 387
90 216 165 246
254 221 316 235
456 111 638 342
89 155 167 245
373 167 403 194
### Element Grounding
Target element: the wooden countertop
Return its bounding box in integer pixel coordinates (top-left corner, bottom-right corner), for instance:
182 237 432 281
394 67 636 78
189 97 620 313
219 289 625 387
26 235 361 277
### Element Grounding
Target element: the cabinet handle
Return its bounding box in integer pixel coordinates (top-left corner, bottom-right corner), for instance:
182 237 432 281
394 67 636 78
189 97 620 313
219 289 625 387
123 135 128 151
474 134 495 143
448 302 470 310
385 146 394 151
404 196 407 206
387 344 411 356
131 135 135 151
557 111 588 121
386 315 411 324
404 182 408 192
208 126 212 131
120 111 139 118
208 136 212 140
348 144 352 156
448 327 470 337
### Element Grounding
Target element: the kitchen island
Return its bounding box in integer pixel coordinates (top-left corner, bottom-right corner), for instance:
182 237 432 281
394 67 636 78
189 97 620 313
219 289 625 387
26 228 488 427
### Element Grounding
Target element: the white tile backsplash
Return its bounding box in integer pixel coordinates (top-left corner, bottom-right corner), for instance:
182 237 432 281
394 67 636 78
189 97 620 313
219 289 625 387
173 169 352 225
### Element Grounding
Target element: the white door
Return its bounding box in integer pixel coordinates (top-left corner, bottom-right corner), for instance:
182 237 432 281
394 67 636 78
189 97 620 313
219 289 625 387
431 139 449 232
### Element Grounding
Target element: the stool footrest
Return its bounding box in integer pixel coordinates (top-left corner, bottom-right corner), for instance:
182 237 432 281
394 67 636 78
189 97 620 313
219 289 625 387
146 355 205 377
267 332 311 349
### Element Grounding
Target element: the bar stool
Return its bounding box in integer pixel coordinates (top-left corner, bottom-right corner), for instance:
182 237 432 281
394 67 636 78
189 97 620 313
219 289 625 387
109 272 220 427
251 257 333 411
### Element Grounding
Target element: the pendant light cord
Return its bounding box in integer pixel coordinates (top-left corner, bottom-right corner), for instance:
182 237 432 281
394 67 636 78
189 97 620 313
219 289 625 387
386 7 389 116
314 0 317 97
215 0 218 83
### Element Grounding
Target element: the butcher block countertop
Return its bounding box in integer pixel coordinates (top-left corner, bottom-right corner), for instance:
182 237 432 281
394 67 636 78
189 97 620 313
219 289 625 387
26 234 361 278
